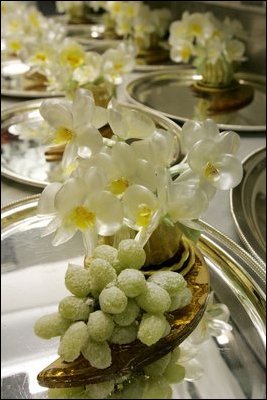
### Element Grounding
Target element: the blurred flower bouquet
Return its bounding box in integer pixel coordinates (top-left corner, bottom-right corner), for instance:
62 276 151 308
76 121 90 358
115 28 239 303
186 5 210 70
34 88 242 398
87 1 172 64
169 11 247 89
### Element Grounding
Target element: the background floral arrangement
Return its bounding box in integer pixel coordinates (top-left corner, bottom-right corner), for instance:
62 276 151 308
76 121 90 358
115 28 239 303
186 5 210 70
168 11 247 87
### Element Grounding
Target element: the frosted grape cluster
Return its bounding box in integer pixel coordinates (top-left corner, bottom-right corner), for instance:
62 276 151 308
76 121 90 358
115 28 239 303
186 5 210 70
34 239 192 371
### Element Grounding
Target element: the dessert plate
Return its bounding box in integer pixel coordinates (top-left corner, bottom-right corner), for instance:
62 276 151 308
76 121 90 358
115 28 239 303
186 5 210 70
1 197 265 399
1 99 181 188
230 147 266 264
1 59 64 99
126 69 266 132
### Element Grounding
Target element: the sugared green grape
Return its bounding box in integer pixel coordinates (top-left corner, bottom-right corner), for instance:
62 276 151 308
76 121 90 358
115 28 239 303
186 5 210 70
48 387 84 399
143 353 171 377
58 296 91 321
87 310 114 342
65 264 91 298
85 380 115 399
142 376 172 399
88 258 117 293
117 269 147 298
162 320 171 337
163 356 185 384
93 245 119 269
34 312 71 339
137 313 167 346
113 299 140 326
148 271 187 296
82 338 111 369
58 321 89 362
114 376 145 399
168 287 192 312
136 282 171 314
117 239 146 270
110 323 138 344
99 286 127 314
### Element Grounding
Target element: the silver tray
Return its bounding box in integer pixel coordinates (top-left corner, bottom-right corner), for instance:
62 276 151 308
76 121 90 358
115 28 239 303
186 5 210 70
230 147 266 264
126 70 266 132
1 59 64 99
1 99 181 188
1 197 265 399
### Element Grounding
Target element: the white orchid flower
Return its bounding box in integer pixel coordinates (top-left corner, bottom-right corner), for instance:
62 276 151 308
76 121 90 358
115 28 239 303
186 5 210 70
187 137 243 190
224 39 246 62
180 119 220 154
169 39 194 64
81 142 157 195
37 172 123 255
122 184 162 246
108 99 156 140
205 36 225 64
40 89 107 168
131 129 180 169
73 52 102 85
102 47 135 84
59 39 87 69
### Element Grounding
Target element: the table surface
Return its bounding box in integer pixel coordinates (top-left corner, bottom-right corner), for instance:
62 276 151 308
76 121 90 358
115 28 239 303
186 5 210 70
1 73 266 252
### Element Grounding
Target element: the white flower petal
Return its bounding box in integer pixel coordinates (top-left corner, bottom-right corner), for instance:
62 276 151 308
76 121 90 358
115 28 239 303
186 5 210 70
62 141 78 169
40 99 73 130
52 224 77 246
55 178 87 214
92 106 109 129
72 88 95 128
76 126 103 159
37 182 63 215
82 226 98 256
92 191 123 236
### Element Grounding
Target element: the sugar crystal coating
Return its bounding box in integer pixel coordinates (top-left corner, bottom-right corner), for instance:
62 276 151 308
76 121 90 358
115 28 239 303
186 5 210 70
82 338 112 369
137 313 167 346
148 271 187 296
117 268 147 297
89 258 117 293
99 286 128 314
168 287 192 312
113 298 140 326
34 312 71 339
85 380 115 399
110 323 138 344
143 352 171 376
93 245 119 268
87 310 114 342
58 296 91 321
58 321 89 362
65 264 91 298
117 239 146 270
136 282 171 314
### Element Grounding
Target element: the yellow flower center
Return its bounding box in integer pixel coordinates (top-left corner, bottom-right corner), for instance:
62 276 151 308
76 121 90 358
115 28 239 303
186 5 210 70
181 47 191 60
109 177 129 195
60 48 85 68
33 51 47 62
136 203 153 227
191 23 202 36
53 127 73 144
8 40 22 53
68 206 96 230
204 161 219 180
114 62 123 71
28 12 40 28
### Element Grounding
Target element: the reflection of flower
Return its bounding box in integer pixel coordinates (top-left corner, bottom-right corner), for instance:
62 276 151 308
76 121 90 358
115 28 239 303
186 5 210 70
38 89 243 256
169 12 247 87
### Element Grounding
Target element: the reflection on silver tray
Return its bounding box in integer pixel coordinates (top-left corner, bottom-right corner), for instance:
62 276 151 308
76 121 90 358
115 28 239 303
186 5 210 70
126 69 266 132
1 59 64 99
230 147 266 264
1 99 181 188
1 197 265 399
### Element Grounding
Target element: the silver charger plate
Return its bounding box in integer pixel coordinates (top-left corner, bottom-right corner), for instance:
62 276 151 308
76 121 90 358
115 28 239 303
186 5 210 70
126 69 266 132
1 98 181 188
1 196 265 399
1 59 64 99
230 147 266 264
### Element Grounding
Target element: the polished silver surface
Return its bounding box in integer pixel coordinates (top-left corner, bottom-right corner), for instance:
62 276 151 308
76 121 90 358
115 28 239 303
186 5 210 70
1 99 181 188
1 59 63 98
126 70 266 132
1 197 265 399
230 147 266 264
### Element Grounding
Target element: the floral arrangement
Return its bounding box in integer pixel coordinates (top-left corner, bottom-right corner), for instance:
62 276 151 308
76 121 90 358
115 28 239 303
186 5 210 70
33 88 242 397
22 38 134 102
56 1 86 20
1 2 65 59
168 11 247 88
